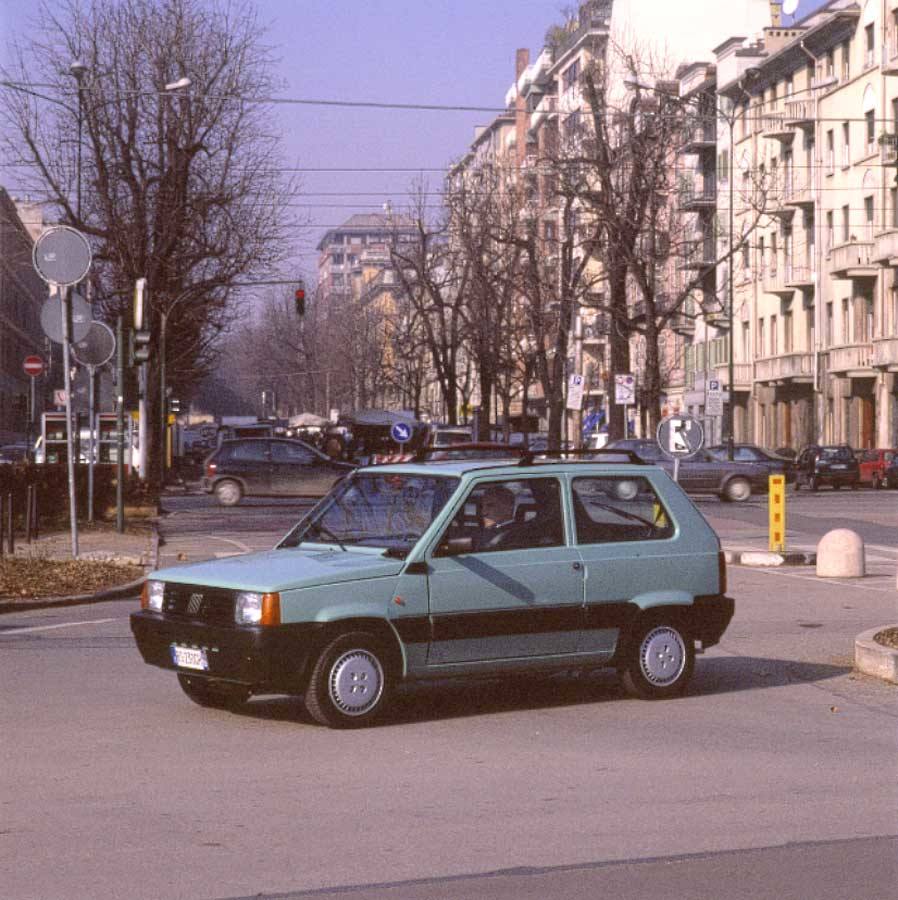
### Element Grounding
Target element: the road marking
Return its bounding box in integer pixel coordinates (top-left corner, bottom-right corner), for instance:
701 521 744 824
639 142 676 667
747 568 896 593
2 618 116 636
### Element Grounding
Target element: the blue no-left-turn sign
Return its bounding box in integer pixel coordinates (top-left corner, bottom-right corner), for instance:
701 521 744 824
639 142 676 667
390 421 412 444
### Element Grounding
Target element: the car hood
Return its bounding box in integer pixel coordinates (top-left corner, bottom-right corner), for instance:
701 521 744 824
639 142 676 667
150 548 405 593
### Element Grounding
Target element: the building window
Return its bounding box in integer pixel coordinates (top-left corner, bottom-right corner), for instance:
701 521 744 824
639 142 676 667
866 110 876 156
825 302 833 345
757 317 765 357
865 195 875 239
865 23 875 69
784 309 793 352
562 58 581 93
826 129 835 173
864 296 874 341
841 40 851 80
770 314 778 356
892 188 898 229
826 210 834 252
842 297 850 342
806 305 815 352
742 321 750 361
842 204 850 242
841 121 850 167
825 49 835 80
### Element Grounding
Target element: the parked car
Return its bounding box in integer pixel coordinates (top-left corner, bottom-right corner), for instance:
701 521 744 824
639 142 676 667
706 443 795 483
202 438 355 506
855 448 897 489
0 444 28 464
606 438 769 502
793 445 859 491
429 426 473 448
417 442 524 461
131 455 734 727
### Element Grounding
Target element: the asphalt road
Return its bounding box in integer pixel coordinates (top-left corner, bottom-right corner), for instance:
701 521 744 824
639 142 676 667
0 489 895 899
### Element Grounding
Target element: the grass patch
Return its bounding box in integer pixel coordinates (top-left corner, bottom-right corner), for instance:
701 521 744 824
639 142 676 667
874 627 898 650
0 558 144 601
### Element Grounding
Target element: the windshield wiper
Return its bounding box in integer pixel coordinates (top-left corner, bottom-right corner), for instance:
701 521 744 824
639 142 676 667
313 522 349 552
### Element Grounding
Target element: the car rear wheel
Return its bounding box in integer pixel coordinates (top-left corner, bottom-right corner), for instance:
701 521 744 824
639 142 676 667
177 674 250 710
723 477 751 503
621 617 695 700
214 479 242 507
305 632 392 728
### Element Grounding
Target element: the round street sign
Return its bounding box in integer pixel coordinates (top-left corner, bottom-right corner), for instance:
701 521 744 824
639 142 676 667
23 355 45 378
40 292 92 344
657 415 704 459
32 226 92 286
72 321 116 368
390 421 413 444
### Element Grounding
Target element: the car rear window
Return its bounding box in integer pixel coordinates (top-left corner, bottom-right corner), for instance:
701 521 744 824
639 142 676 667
572 477 674 544
226 440 270 462
820 447 853 461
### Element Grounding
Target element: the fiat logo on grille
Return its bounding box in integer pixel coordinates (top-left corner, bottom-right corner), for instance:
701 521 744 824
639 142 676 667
186 592 204 615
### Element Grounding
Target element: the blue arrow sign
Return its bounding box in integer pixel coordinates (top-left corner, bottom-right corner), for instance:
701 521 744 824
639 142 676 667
390 421 412 444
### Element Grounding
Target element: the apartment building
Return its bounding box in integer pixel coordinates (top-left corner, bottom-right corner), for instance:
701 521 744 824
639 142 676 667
696 0 898 450
0 188 48 444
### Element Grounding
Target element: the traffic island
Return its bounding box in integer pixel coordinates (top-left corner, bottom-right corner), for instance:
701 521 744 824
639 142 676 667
725 549 816 567
855 626 898 685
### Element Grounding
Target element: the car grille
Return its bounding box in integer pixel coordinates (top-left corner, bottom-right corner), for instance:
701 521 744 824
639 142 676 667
162 583 236 625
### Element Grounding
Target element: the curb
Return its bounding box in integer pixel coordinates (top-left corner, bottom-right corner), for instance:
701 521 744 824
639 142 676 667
725 549 816 567
0 524 158 616
855 626 898 685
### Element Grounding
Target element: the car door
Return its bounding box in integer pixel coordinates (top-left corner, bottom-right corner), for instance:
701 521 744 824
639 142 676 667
676 450 718 492
269 440 340 497
425 476 585 665
223 439 271 495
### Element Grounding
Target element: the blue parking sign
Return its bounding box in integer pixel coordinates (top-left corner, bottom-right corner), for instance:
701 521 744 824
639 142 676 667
390 421 412 444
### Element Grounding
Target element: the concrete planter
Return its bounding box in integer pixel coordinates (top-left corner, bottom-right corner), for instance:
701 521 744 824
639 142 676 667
855 626 898 684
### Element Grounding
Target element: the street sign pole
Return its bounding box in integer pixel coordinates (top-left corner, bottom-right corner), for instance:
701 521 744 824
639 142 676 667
116 317 125 534
87 365 96 524
59 283 79 557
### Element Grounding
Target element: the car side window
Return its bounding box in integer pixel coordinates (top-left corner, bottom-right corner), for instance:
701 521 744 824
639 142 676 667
572 477 674 544
733 448 755 462
229 440 270 462
438 478 564 554
271 442 314 463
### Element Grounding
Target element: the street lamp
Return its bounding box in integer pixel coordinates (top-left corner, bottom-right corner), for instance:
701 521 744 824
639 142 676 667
69 59 89 219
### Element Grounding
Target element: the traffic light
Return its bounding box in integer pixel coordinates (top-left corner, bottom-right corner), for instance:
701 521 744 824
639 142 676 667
294 286 306 317
169 398 181 414
130 329 152 365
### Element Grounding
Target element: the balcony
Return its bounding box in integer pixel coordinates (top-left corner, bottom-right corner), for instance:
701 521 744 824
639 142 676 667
872 336 898 370
873 229 898 265
712 362 753 390
760 112 794 142
827 343 874 376
679 174 717 211
670 313 695 335
681 238 716 271
783 174 813 208
785 264 815 289
829 241 878 279
784 99 815 129
762 266 795 298
680 120 716 154
754 352 814 385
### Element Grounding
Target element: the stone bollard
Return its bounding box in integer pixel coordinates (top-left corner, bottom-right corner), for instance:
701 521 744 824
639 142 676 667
816 529 865 578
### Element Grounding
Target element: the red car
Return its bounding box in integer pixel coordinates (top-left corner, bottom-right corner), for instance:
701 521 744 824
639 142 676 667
856 449 898 489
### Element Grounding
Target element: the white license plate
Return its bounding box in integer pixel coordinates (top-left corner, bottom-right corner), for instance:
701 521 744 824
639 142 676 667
831 464 847 469
171 645 209 671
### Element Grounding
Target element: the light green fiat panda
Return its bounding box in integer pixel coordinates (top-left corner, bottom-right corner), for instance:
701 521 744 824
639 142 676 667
131 452 734 727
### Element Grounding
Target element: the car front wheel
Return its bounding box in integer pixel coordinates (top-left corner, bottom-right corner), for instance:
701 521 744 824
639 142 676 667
305 632 392 728
723 477 751 503
621 617 695 700
214 479 243 507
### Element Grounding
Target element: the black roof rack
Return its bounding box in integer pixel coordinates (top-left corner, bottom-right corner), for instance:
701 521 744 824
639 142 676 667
518 448 647 466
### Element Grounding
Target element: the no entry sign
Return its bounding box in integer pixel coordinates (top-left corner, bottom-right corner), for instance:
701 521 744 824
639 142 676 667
23 355 45 377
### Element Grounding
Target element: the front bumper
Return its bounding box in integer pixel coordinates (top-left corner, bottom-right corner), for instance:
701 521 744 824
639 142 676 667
690 595 735 649
130 611 321 693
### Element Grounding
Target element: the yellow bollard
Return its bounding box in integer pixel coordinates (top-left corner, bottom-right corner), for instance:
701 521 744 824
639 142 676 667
768 474 786 552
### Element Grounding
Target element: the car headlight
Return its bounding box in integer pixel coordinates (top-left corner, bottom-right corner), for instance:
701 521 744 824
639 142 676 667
235 591 280 626
141 580 165 612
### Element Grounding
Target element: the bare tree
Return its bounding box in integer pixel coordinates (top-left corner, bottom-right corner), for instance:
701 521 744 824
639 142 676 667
1 0 299 479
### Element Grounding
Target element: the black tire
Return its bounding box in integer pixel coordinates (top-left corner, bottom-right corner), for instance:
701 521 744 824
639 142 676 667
621 615 695 700
177 673 249 710
305 632 392 728
214 479 243 507
723 477 751 503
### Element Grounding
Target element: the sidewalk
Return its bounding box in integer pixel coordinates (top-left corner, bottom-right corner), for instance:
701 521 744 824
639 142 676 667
0 521 158 614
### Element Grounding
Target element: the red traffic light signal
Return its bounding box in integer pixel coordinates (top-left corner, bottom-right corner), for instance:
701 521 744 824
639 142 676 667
294 287 306 316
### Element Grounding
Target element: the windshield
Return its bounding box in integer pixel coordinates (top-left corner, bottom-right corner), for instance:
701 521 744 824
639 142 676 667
279 472 458 554
819 447 854 461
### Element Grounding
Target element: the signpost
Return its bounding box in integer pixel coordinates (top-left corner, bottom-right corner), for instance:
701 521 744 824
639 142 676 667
705 378 723 418
657 414 704 483
73 322 116 523
23 356 44 461
614 373 636 438
33 225 92 558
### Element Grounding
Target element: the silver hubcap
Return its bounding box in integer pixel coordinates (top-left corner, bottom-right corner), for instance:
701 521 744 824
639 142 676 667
639 626 686 687
729 480 749 501
217 482 239 504
329 650 384 716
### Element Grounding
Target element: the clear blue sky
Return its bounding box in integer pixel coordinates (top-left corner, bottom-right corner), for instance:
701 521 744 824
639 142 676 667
0 0 827 280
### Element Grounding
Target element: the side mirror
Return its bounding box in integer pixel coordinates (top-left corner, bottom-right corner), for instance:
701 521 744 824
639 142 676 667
437 536 474 557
